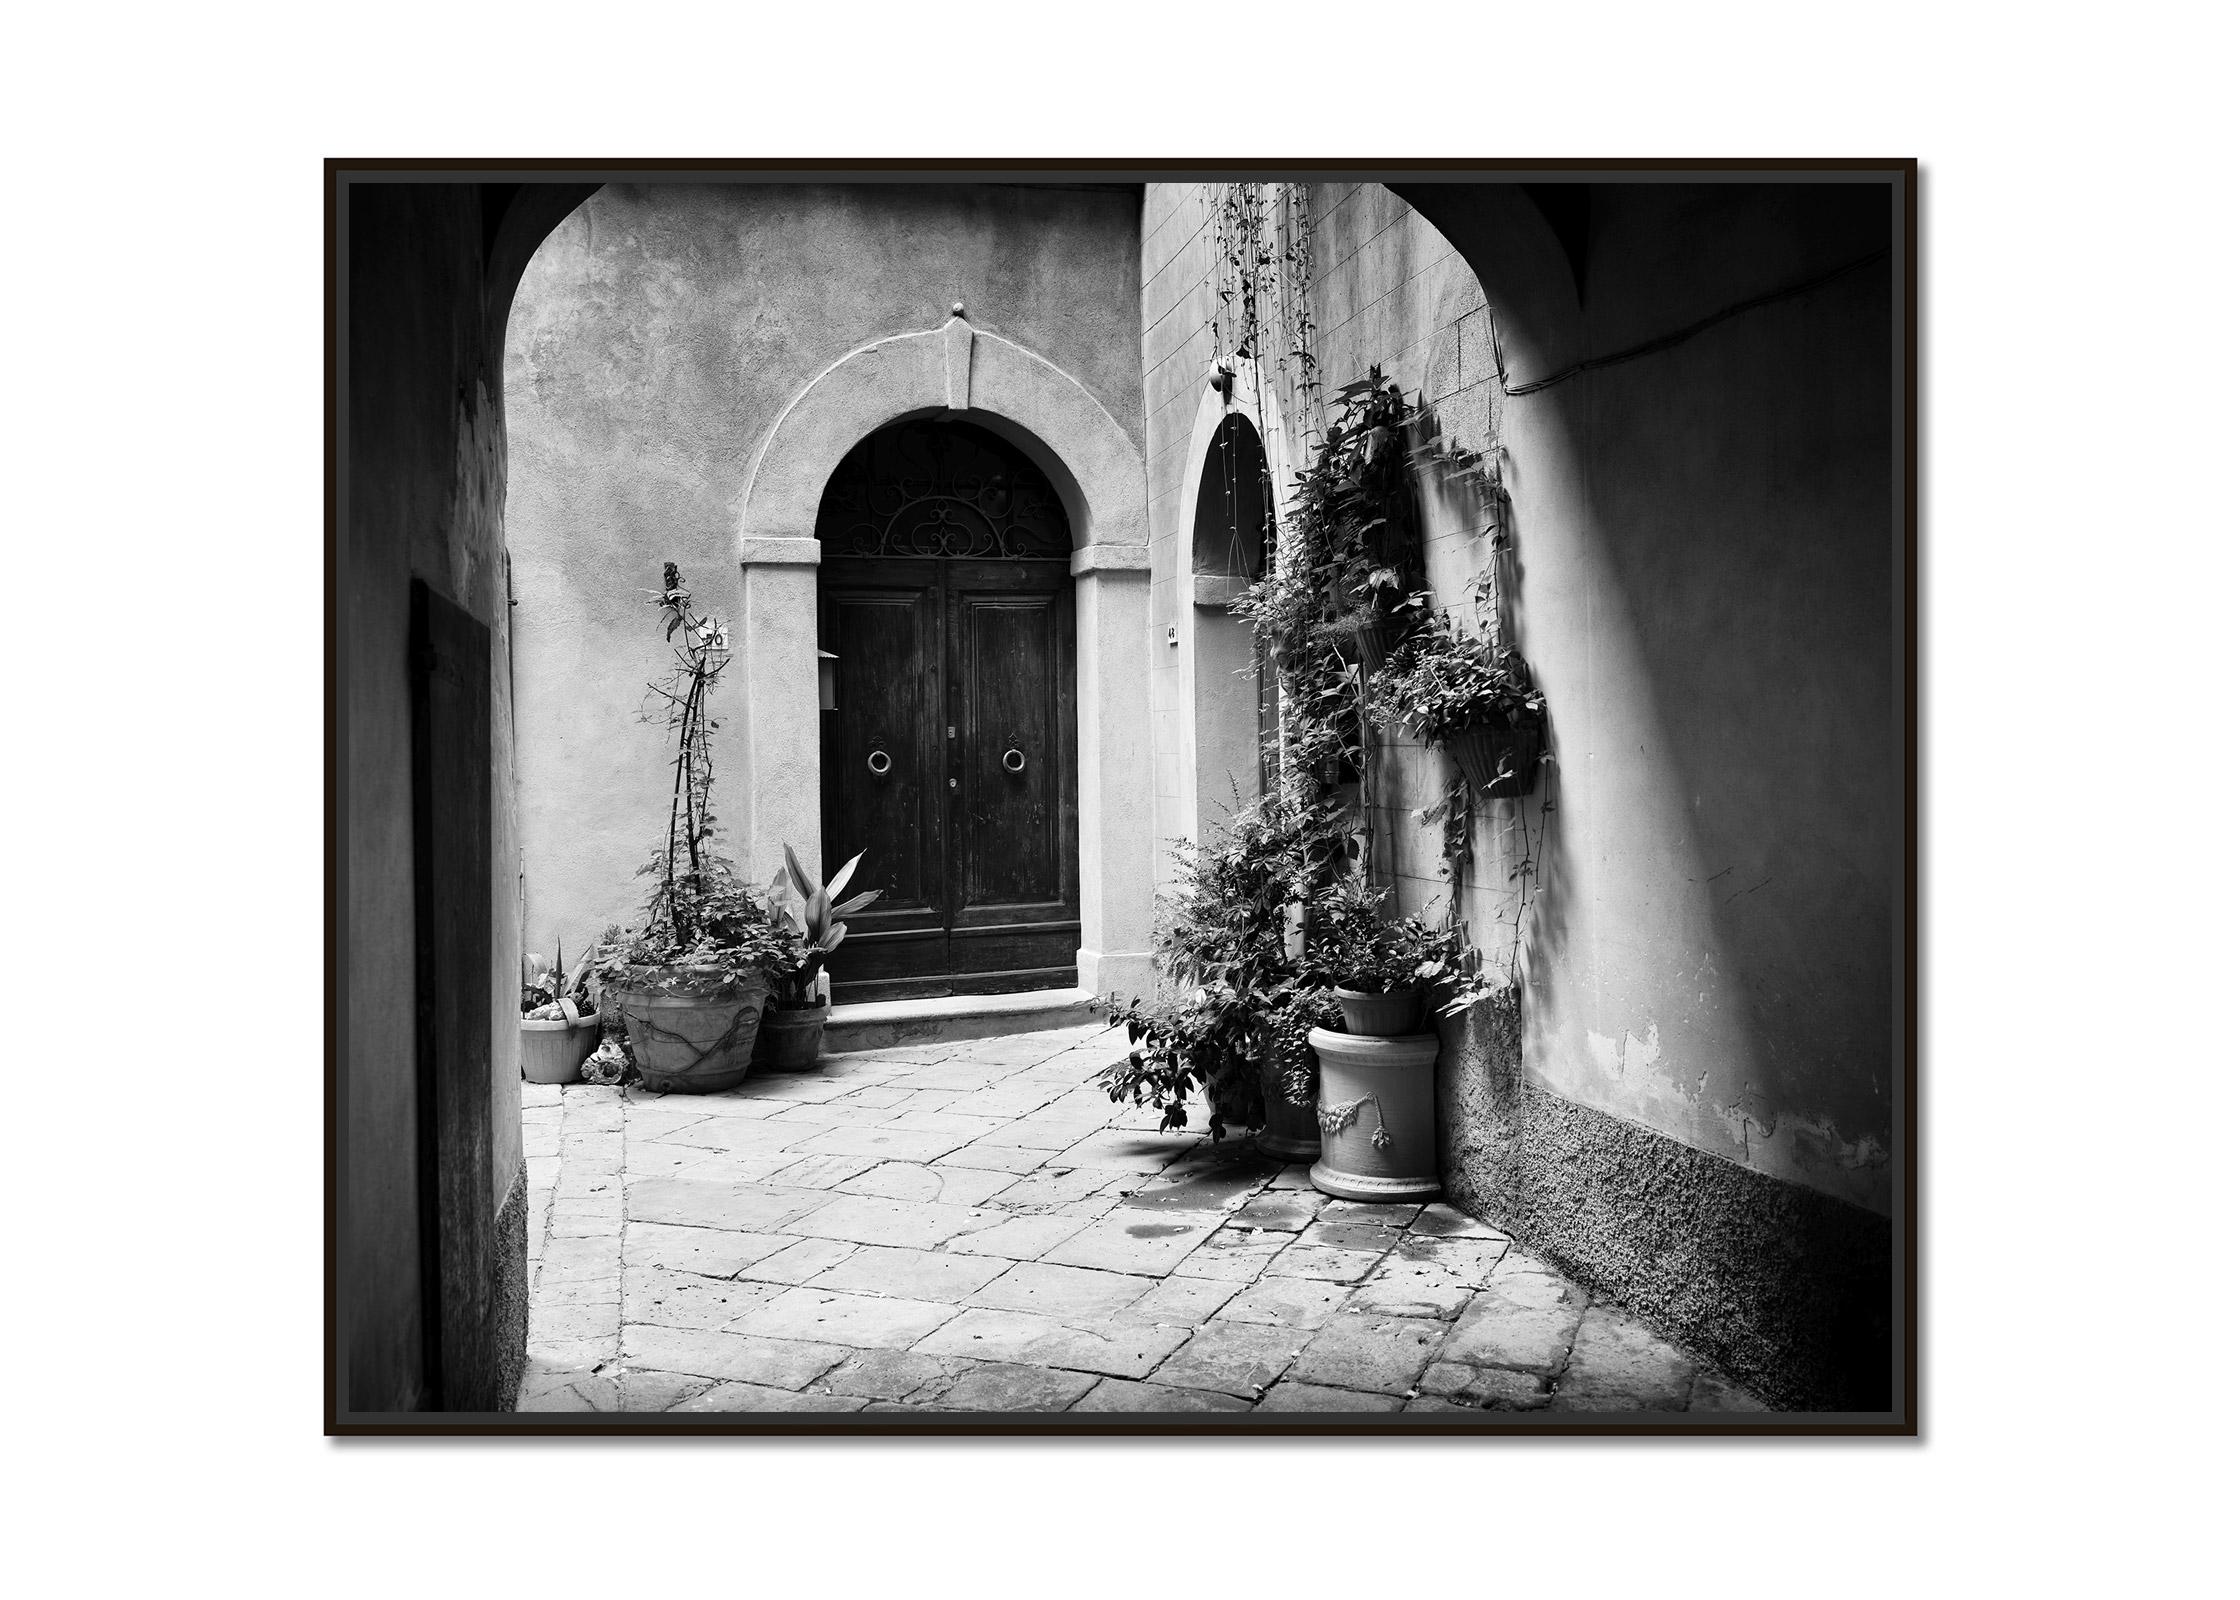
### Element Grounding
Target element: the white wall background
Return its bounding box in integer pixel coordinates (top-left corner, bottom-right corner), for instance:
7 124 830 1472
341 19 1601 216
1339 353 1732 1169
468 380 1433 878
11 3 2236 1597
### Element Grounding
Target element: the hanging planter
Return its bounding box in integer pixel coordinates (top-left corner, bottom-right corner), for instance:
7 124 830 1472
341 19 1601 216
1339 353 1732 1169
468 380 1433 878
1372 605 1548 800
1445 714 1543 799
1352 617 1408 675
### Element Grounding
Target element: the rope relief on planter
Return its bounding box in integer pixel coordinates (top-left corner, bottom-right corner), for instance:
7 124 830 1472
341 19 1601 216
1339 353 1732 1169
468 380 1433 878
627 999 763 1083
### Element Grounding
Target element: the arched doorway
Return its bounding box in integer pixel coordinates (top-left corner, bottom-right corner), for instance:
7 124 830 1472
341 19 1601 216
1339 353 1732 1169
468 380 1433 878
1188 412 1279 829
815 419 1081 1002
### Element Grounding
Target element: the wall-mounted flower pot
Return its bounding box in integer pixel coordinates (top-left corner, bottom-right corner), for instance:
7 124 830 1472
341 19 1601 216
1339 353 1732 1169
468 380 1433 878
1333 984 1425 1037
614 966 770 1094
1307 1026 1441 1203
1353 619 1407 674
753 1001 829 1071
520 1014 600 1085
1256 1057 1321 1162
1446 717 1543 798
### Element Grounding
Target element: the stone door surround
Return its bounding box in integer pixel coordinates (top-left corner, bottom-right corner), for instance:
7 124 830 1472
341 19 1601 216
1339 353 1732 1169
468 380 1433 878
737 311 1156 998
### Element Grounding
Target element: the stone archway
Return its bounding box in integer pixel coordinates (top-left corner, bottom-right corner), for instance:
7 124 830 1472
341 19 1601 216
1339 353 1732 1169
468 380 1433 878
736 311 1155 997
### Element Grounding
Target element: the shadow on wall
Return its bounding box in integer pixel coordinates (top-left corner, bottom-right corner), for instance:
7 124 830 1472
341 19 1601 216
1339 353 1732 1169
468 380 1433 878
1436 988 1891 1413
1392 180 1900 1410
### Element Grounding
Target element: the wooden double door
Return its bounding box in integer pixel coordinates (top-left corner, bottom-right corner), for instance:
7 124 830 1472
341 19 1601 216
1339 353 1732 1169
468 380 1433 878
818 555 1079 1001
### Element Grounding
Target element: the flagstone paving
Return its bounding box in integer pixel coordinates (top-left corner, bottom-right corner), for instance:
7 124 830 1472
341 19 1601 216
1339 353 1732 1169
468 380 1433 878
515 1022 1772 1415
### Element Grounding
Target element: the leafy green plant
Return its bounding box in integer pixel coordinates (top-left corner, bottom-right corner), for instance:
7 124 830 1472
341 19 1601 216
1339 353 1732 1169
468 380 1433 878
1311 874 1493 1017
767 844 881 1007
521 941 597 1021
595 863 797 997
594 565 798 996
1371 598 1546 745
1099 798 1343 1138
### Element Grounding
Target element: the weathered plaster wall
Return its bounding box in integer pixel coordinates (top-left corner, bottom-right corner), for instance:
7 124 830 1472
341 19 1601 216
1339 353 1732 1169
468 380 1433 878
505 184 1145 957
1394 183 1895 1221
1145 181 1894 1214
1141 181 1898 1404
1436 1000 1888 1410
342 181 537 1413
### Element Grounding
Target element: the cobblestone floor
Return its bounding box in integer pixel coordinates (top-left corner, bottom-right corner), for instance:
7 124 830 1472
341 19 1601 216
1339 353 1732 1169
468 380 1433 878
516 1022 1770 1415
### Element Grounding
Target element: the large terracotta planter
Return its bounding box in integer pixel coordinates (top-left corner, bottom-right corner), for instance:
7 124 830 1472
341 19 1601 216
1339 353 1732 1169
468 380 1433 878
1334 985 1425 1037
1446 717 1542 798
520 1014 599 1085
753 1001 829 1071
1307 1026 1441 1203
614 966 770 1094
1256 1056 1321 1162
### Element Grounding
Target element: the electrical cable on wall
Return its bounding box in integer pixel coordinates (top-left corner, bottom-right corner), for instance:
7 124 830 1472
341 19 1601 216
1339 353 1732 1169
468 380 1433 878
1496 247 1890 398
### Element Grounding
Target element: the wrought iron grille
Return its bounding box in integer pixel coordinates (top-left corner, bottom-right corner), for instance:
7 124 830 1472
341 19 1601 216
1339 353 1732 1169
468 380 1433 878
817 421 1072 560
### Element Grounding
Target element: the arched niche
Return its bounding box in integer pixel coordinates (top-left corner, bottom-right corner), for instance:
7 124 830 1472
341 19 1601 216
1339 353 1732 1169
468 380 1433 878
1191 412 1272 596
1170 359 1295 850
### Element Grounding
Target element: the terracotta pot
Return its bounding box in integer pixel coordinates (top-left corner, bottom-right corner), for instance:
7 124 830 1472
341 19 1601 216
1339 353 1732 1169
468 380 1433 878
614 966 770 1094
753 1001 829 1071
520 1014 599 1085
1334 985 1425 1037
1307 1026 1441 1203
1445 717 1542 798
1256 1056 1320 1162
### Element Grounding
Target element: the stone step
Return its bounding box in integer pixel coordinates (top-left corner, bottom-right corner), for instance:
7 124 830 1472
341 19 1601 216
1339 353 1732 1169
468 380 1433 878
822 986 1105 1054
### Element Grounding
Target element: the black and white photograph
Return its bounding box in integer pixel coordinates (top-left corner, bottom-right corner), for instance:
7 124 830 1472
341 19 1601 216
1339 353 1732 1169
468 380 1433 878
13 3 2240 1591
331 163 1913 1430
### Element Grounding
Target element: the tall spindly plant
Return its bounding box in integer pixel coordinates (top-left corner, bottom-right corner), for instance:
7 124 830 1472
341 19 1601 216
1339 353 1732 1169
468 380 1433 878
599 564 794 992
648 561 728 946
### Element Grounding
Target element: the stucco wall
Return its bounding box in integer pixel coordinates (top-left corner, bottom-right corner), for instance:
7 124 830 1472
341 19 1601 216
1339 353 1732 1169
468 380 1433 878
341 181 529 1413
505 183 1145 957
1141 182 1896 1218
1141 185 1220 885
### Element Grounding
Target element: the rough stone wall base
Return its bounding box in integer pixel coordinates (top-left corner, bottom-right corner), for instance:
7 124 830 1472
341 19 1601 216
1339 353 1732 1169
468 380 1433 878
473 1162 529 1414
1436 1001 1894 1413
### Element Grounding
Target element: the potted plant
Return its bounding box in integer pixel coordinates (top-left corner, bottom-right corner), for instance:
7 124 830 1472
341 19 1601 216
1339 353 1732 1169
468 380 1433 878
1099 799 1342 1156
1372 599 1547 798
597 565 798 1094
757 844 881 1070
1311 875 1490 1036
1303 875 1491 1203
1300 372 1427 671
519 941 600 1085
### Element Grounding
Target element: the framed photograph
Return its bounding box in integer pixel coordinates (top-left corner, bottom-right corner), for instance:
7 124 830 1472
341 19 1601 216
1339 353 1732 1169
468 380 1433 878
328 159 1914 1434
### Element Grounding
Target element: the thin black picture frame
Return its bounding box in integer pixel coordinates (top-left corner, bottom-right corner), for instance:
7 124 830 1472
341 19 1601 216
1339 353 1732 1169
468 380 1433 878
327 156 1918 1438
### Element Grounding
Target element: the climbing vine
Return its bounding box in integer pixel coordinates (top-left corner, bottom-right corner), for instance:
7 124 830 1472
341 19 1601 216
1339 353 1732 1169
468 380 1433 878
1098 183 1557 1135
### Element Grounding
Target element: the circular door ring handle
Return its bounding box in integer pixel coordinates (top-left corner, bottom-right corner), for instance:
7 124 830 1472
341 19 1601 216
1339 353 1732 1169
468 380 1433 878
866 749 893 777
1001 748 1026 774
